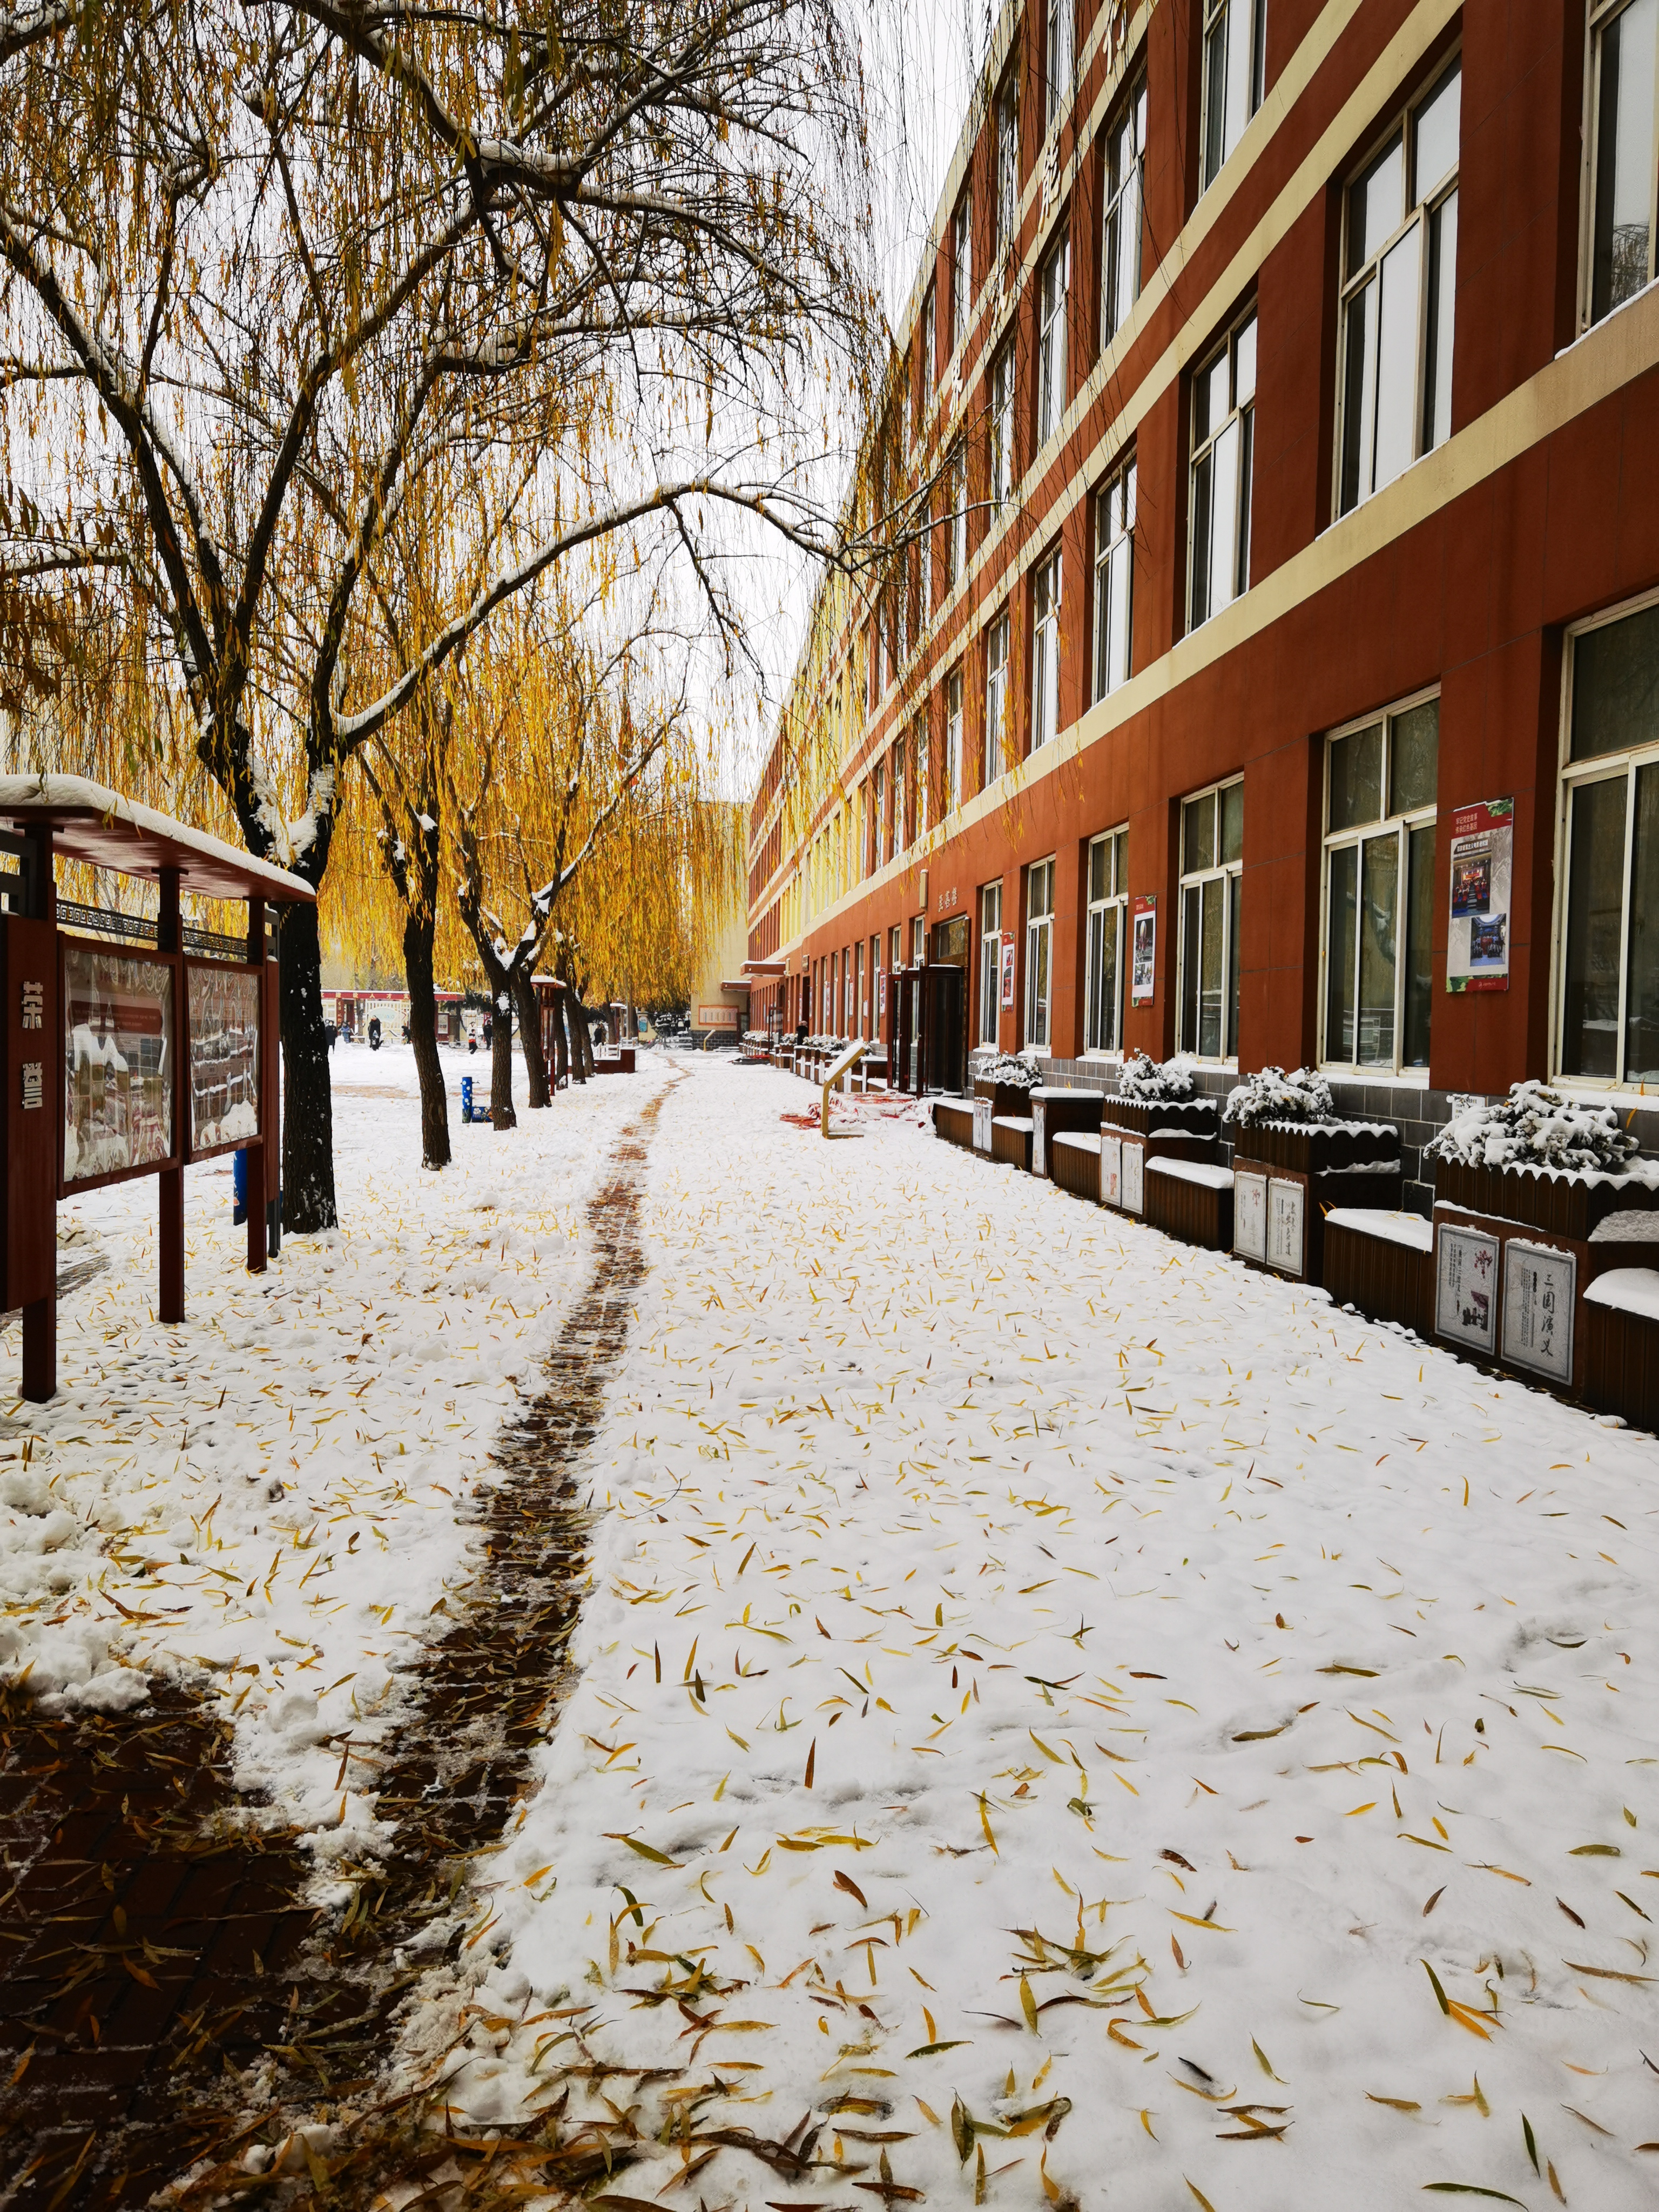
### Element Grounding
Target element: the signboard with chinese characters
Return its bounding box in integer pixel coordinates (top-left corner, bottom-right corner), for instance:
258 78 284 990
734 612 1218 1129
62 946 175 1185
696 1003 739 1029
1233 1168 1267 1259
1100 1131 1123 1209
1267 1179 1307 1276
1446 797 1513 993
1121 1134 1145 1215
972 1096 993 1151
2 915 58 1311
1435 1222 1501 1354
1130 894 1157 1003
187 962 261 1157
1030 1098 1048 1178
1501 1237 1575 1385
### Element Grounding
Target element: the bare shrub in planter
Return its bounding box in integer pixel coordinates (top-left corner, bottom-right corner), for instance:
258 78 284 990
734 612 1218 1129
1426 1081 1640 1174
1224 1065 1335 1128
1118 1051 1197 1103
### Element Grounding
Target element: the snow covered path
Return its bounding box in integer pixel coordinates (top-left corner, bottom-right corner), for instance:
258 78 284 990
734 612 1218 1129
451 1057 1659 2212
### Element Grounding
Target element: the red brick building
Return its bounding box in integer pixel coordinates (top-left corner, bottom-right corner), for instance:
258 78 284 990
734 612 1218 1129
745 0 1659 1207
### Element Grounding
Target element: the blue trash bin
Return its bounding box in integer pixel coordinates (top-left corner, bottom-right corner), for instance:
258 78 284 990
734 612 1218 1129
461 1075 476 1124
233 1148 248 1224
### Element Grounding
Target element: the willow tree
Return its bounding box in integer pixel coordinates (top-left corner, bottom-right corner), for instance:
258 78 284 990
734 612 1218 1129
0 0 885 1229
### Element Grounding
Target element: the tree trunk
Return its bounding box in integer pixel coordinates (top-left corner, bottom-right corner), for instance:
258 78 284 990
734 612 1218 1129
569 991 596 1078
278 902 336 1232
489 988 517 1128
404 902 451 1168
513 969 550 1108
551 987 569 1087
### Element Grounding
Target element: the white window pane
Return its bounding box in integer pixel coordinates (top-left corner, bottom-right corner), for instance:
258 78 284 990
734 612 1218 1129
1340 273 1379 510
1108 536 1131 690
1374 220 1423 490
1233 312 1257 404
1223 0 1253 160
1209 417 1240 617
1414 63 1461 203
1351 131 1405 274
1593 0 1658 322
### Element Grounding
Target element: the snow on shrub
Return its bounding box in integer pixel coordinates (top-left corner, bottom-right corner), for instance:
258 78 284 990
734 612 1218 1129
1117 1051 1197 1103
980 1054 1040 1090
1426 1080 1641 1174
1223 1064 1335 1128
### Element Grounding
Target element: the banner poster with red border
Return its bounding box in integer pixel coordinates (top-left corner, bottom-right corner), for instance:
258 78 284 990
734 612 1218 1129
1130 893 1157 1004
1447 795 1513 994
999 929 1016 1010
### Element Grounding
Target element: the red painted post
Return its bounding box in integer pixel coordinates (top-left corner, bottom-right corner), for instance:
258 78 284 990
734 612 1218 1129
157 867 184 1325
245 895 267 1274
5 830 59 1400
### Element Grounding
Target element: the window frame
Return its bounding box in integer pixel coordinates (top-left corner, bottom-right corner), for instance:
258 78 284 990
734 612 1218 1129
1187 306 1257 632
1036 229 1070 446
1316 687 1440 1078
1551 583 1659 1090
1200 0 1267 191
1092 453 1136 702
1176 774 1245 1062
953 192 974 352
1580 0 1659 334
990 338 1016 507
978 880 1003 1047
984 608 1011 786
1023 855 1057 1053
996 69 1021 257
945 666 964 817
1031 547 1062 753
1045 0 1073 131
1084 826 1131 1056
1333 55 1462 520
1102 71 1148 349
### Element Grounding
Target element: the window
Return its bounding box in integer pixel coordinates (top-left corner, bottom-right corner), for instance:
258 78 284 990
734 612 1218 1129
996 72 1020 254
915 721 930 840
1024 858 1056 1049
946 669 964 815
1093 456 1136 700
984 611 1010 784
1085 827 1131 1054
1321 694 1439 1071
1557 595 1659 1083
978 881 1003 1044
920 288 936 398
1032 550 1062 751
990 341 1016 507
1102 75 1148 347
1188 308 1256 629
1036 233 1069 443
1201 0 1266 188
874 759 888 866
890 924 902 976
1045 0 1073 131
844 946 855 1033
856 941 866 1030
1585 0 1659 329
953 194 973 350
1178 777 1244 1059
943 446 967 594
912 914 925 963
894 734 909 852
1338 60 1460 516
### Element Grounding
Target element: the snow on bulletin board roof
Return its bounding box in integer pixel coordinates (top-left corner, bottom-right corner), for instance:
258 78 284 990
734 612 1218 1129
0 774 315 903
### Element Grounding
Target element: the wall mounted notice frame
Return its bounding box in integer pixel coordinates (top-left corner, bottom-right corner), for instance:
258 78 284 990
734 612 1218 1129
1435 1222 1501 1354
999 929 1016 1009
186 962 260 1157
1446 797 1513 993
1501 1238 1575 1385
1233 1167 1267 1259
1130 894 1157 1003
1267 1179 1307 1276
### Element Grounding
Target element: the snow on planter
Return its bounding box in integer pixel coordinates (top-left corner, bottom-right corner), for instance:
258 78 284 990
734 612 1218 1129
1117 1049 1197 1102
1227 1067 1400 1282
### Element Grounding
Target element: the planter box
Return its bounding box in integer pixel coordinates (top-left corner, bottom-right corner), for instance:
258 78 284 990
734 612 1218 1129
1098 1126 1217 1217
1145 1157 1234 1250
991 1114 1034 1171
975 1077 1038 1118
1323 1208 1434 1334
1100 1096 1218 1142
1432 1189 1659 1399
1433 1156 1659 1239
932 1098 975 1150
1584 1271 1659 1432
1050 1130 1102 1202
1030 1087 1105 1178
592 1046 636 1075
1232 1119 1402 1280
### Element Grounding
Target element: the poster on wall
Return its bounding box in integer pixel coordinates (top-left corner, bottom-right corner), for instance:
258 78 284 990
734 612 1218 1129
63 947 174 1183
1130 894 1157 1003
999 929 1016 1010
1446 797 1513 993
187 964 261 1155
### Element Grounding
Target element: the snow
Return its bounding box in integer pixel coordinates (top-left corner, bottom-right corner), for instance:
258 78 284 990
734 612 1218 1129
1584 1269 1659 1323
1326 1208 1434 1253
401 1061 1659 2211
0 1042 657 1864
1147 1158 1234 1190
1052 1132 1102 1157
7 1052 1659 2207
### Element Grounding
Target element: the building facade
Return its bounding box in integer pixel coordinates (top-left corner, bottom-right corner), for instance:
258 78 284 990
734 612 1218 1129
745 0 1659 1208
